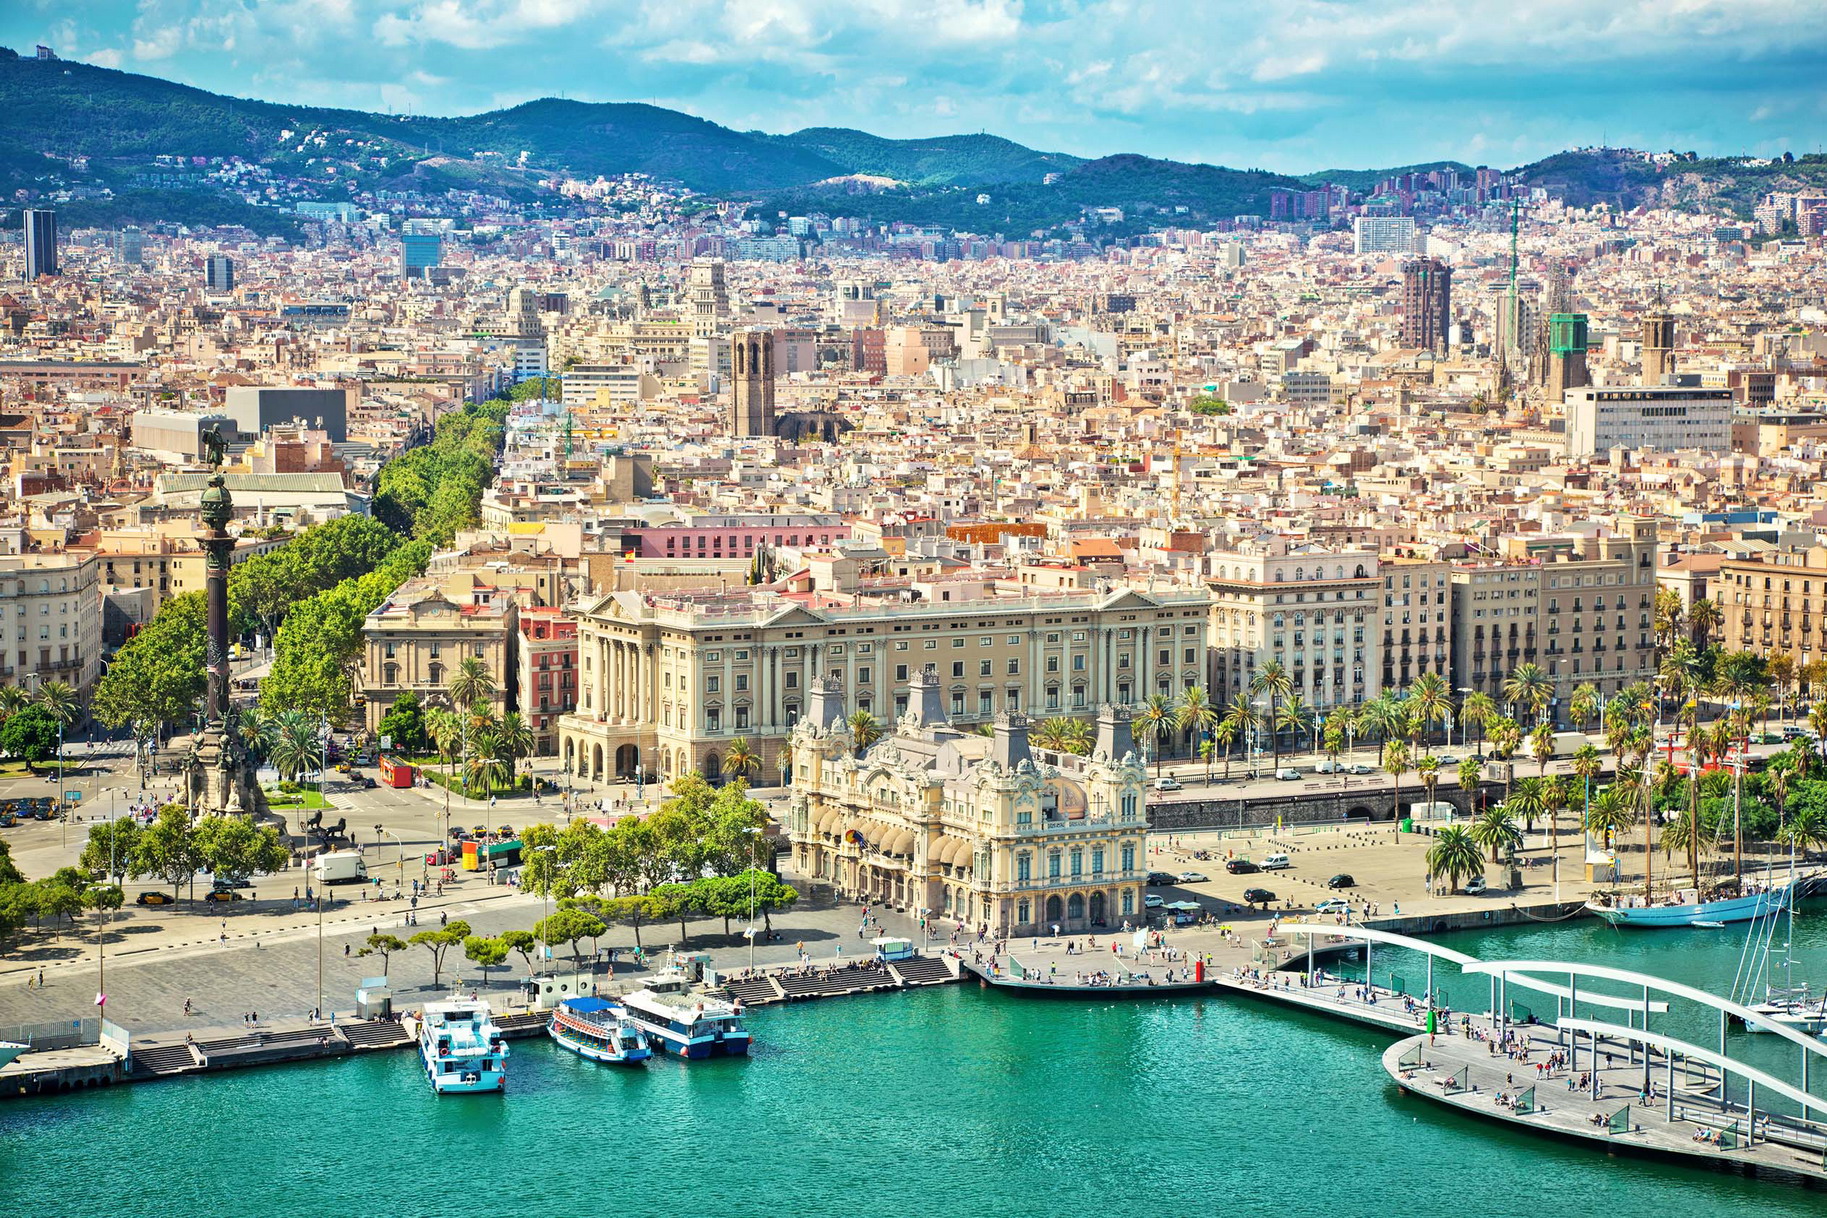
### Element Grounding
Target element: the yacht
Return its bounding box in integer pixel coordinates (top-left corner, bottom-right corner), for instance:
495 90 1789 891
619 970 751 1059
549 996 651 1065
416 998 508 1094
1586 884 1786 928
0 1041 26 1071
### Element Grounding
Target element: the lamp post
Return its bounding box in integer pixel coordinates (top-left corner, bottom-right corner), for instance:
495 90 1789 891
374 825 404 882
744 825 763 971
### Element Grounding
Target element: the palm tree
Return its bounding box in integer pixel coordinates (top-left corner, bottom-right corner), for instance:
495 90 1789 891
1460 691 1496 757
1031 717 1072 753
1568 683 1601 733
446 656 496 711
0 684 24 721
1469 805 1522 863
1456 755 1483 814
1660 805 1707 886
1507 776 1548 835
1275 694 1314 760
1219 693 1258 778
1059 717 1093 755
1585 784 1633 851
1652 587 1685 655
426 708 461 787
1768 653 1797 724
236 708 276 764
1503 662 1554 727
496 712 534 782
464 750 509 798
1250 660 1293 768
1213 718 1239 780
36 679 78 727
1569 742 1601 836
1358 692 1405 764
1488 716 1522 803
1383 740 1411 822
1426 826 1485 894
1406 673 1452 755
1416 755 1441 816
1527 723 1555 781
1176 686 1219 762
1777 803 1827 860
1132 692 1176 778
268 709 321 782
1688 598 1722 650
721 736 761 782
1767 755 1795 831
847 709 883 757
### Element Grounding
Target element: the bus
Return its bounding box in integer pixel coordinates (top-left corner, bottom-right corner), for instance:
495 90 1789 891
378 756 417 789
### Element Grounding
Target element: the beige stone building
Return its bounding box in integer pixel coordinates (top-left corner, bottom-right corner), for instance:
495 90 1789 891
360 580 518 732
0 553 102 703
1717 544 1827 669
1206 542 1382 713
557 574 1210 785
786 672 1149 934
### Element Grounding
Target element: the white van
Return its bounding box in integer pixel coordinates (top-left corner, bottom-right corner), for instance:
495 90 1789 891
1260 853 1291 871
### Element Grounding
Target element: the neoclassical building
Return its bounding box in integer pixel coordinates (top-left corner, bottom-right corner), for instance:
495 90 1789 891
786 668 1150 936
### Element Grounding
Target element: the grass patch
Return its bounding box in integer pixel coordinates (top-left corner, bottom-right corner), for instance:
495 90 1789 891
265 788 333 811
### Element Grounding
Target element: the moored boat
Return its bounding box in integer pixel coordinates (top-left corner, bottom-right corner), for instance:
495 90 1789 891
415 998 508 1094
0 1041 26 1070
549 996 651 1065
620 970 750 1059
1586 885 1785 928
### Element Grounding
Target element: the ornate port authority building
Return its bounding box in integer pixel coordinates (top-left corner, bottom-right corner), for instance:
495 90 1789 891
786 667 1149 935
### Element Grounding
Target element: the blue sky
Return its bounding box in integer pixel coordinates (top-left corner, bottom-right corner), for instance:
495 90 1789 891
8 1 1827 172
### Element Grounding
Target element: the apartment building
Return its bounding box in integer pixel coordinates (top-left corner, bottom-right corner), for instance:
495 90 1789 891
1206 543 1382 713
1449 517 1659 716
0 553 102 702
786 676 1149 935
558 573 1210 785
360 580 519 734
517 606 578 756
1380 558 1454 693
1717 544 1827 669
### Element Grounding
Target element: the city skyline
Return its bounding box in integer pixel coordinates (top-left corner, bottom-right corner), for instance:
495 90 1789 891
6 0 1827 174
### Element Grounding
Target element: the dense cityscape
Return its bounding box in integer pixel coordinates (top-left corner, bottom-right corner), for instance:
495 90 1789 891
2 19 1827 1217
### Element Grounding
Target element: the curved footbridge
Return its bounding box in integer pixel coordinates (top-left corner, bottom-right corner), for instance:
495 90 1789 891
1239 924 1827 1185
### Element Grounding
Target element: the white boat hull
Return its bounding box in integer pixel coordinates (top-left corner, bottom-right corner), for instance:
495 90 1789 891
0 1042 26 1070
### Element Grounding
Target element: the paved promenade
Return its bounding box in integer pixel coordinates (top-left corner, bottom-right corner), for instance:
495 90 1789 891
1385 1022 1827 1183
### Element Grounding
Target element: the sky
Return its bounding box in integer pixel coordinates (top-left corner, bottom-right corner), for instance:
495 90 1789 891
7 0 1827 173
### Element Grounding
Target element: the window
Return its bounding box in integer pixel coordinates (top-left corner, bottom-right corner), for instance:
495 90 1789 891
735 674 749 692
1070 850 1083 877
1091 849 1104 876
857 667 871 684
734 706 750 729
1017 853 1032 881
706 676 719 694
953 661 965 678
1048 852 1062 879
706 709 721 733
895 664 908 681
979 659 992 677
1120 844 1136 872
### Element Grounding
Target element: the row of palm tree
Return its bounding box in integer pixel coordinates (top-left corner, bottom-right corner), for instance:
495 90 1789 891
420 658 534 797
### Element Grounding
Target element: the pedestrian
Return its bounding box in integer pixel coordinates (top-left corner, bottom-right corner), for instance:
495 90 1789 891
36 967 44 987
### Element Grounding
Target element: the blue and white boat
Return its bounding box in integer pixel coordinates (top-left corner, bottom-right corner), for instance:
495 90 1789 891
1587 885 1785 928
549 996 651 1065
0 1041 26 1070
619 970 750 1059
416 998 508 1094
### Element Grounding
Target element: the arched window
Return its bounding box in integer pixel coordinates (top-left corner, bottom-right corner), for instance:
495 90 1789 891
1294 567 1305 581
428 662 443 686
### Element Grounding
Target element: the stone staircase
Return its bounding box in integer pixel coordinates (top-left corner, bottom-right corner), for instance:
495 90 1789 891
130 1043 202 1077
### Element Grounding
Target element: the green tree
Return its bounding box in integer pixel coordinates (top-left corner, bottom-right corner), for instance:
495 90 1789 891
356 932 408 979
79 817 143 882
0 705 61 764
1507 777 1549 834
1132 692 1177 776
534 907 605 968
1176 685 1219 760
721 736 762 783
599 894 659 948
463 934 509 988
499 928 539 976
1426 826 1486 894
1460 691 1497 755
410 918 473 989
92 592 207 731
447 656 497 712
1469 805 1523 863
1456 756 1483 812
496 711 534 781
1250 660 1294 768
132 806 203 902
1569 683 1601 732
847 709 883 757
267 709 321 781
1406 673 1452 755
1219 693 1258 777
1383 740 1411 819
1503 662 1554 725
647 881 703 944
1585 784 1634 851
193 815 290 882
376 692 427 753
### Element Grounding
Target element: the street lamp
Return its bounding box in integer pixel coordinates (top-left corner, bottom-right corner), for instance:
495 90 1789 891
744 826 763 971
374 824 404 883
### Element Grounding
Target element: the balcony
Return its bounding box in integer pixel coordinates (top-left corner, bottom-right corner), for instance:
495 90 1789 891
36 658 81 673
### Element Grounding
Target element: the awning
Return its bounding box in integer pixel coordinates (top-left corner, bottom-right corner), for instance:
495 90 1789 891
886 827 915 856
814 807 840 835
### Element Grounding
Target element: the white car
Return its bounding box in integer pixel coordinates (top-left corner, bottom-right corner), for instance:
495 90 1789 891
1275 767 1302 781
1462 875 1488 895
1143 894 1165 909
1315 759 1341 774
1153 776 1182 792
1315 898 1352 915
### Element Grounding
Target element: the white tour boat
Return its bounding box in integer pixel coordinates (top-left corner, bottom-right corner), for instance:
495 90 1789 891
549 996 651 1065
416 998 508 1094
619 970 751 1059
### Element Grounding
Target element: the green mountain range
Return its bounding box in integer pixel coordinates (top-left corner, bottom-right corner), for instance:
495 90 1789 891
5 49 1823 235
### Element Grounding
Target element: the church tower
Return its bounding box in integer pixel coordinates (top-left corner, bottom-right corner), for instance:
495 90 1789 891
730 330 775 437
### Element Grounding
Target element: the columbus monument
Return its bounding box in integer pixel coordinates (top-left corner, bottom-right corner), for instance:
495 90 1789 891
186 426 264 817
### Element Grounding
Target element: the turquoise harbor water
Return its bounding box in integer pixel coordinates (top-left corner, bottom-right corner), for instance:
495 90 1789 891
2 913 1823 1218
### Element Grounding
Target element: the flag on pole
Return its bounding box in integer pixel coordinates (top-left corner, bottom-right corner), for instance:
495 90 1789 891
95 992 107 1007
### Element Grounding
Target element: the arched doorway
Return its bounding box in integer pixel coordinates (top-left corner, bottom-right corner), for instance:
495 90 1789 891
1044 895 1063 925
563 739 574 775
702 752 721 784
591 743 604 781
1089 891 1107 925
615 744 638 779
1067 892 1085 924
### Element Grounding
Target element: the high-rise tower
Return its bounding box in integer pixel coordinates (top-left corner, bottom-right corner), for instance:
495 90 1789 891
730 330 775 438
1400 258 1452 352
23 210 57 281
688 259 729 338
1547 313 1591 401
1642 311 1675 384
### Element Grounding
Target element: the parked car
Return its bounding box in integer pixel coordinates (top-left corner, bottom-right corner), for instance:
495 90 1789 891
1463 875 1489 895
1241 888 1276 906
1315 898 1352 915
1260 853 1291 870
1153 776 1182 792
1143 894 1165 909
210 875 254 891
1177 871 1209 883
1275 767 1302 781
1315 759 1341 774
136 890 174 906
202 889 244 904
1327 873 1356 889
1225 859 1260 875
1146 871 1179 886
1435 755 1460 766
1347 763 1375 775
